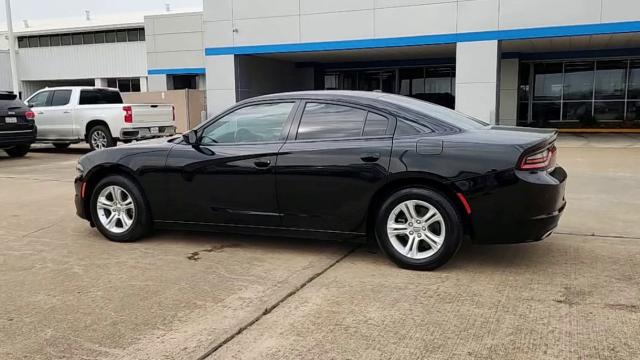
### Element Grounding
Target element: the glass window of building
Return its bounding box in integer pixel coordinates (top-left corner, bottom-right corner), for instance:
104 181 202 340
94 32 106 44
105 31 117 43
127 29 139 41
83 33 95 45
72 33 83 45
18 37 28 48
38 36 50 47
50 35 61 46
116 31 127 42
28 36 39 47
61 34 72 46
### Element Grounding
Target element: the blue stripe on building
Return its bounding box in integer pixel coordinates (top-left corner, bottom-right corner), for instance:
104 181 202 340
204 21 640 56
148 67 206 75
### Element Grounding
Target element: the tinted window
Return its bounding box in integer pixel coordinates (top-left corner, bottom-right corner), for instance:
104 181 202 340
72 33 83 45
83 33 95 44
94 32 106 43
28 36 39 47
127 29 139 41
50 35 61 46
138 29 146 41
18 37 28 48
39 36 50 46
29 91 51 107
395 118 431 136
116 31 127 42
297 103 367 140
79 90 123 105
105 31 116 43
61 34 72 46
50 90 72 106
201 103 294 145
380 94 488 130
363 112 389 136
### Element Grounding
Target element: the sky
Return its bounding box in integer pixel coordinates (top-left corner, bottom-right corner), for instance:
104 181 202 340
0 0 202 23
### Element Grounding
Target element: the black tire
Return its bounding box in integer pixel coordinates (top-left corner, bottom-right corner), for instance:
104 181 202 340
5 144 30 157
89 175 151 242
53 143 71 150
88 125 116 151
375 188 463 271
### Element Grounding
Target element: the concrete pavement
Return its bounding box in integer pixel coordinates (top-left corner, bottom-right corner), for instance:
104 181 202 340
1 137 639 360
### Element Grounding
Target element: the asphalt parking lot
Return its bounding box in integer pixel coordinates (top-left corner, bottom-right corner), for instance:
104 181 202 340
1 135 639 360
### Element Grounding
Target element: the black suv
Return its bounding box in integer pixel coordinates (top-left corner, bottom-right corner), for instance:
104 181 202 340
0 91 36 157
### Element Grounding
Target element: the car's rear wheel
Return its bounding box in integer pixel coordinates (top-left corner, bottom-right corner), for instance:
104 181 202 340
5 144 30 157
90 175 150 242
88 125 115 150
375 188 463 270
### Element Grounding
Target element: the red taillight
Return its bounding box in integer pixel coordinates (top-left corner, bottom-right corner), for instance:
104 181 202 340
518 144 557 171
123 106 133 123
172 105 176 122
25 110 35 120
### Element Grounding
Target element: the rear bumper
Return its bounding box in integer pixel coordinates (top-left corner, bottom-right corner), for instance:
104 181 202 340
0 128 37 148
463 166 567 244
119 126 176 140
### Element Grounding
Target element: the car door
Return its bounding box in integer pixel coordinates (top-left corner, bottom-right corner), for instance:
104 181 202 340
28 89 74 139
275 101 395 234
163 101 298 227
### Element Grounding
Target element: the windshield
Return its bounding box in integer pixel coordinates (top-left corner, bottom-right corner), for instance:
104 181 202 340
380 94 489 130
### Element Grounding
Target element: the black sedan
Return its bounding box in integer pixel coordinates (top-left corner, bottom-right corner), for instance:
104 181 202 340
1 91 36 157
74 91 566 270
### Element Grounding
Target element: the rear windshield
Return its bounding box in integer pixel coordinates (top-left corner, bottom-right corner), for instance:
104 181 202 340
380 94 489 130
79 89 123 105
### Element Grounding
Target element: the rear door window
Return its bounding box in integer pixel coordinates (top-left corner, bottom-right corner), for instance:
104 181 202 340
296 102 367 140
50 90 72 106
363 112 389 136
79 89 123 105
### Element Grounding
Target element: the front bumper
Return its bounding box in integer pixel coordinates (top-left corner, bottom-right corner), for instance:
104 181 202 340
74 176 88 220
463 166 567 244
119 126 176 141
0 128 37 148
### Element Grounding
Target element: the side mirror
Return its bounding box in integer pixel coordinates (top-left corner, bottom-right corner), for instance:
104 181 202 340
27 103 34 108
182 130 198 145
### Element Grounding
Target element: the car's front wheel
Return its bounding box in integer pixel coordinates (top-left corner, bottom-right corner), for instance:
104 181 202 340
375 188 463 271
5 144 30 157
90 175 151 242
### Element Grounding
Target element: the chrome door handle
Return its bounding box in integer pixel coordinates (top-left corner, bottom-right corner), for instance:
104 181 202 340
63 111 71 114
360 153 381 163
37 111 44 115
254 159 272 168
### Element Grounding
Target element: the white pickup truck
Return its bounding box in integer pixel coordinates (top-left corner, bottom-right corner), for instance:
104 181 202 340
25 87 176 150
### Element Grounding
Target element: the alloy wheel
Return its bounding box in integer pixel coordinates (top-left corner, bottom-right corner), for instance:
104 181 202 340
386 200 445 260
91 130 108 149
96 185 135 234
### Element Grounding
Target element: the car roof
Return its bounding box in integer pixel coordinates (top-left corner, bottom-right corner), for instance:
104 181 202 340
33 86 119 92
249 90 388 102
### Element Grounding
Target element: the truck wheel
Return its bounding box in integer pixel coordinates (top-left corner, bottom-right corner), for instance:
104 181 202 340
53 143 71 150
88 125 115 151
5 144 30 157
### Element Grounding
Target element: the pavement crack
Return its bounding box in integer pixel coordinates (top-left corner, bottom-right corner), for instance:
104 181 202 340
187 244 242 261
196 245 359 360
21 223 57 238
555 231 640 240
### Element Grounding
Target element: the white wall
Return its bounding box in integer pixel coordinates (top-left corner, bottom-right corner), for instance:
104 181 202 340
203 0 640 115
455 40 500 123
499 58 519 126
203 0 640 49
0 51 12 91
145 12 205 71
17 42 147 81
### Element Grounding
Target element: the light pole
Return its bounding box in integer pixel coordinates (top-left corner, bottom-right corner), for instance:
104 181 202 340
4 0 20 96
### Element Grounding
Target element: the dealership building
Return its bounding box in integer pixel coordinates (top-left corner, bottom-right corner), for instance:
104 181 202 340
3 0 640 129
